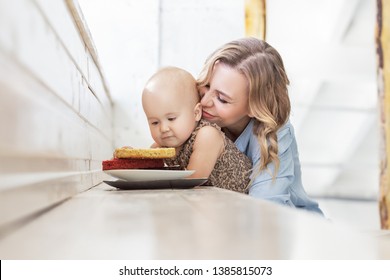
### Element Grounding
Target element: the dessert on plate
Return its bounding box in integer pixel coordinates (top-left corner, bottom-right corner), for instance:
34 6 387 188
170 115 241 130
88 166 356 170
102 147 176 170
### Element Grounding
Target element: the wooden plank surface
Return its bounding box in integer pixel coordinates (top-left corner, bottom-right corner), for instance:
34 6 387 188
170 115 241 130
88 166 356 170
0 184 389 259
245 0 266 39
377 0 390 229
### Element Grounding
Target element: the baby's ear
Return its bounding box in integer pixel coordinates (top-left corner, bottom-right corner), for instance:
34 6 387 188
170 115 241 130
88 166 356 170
194 103 202 121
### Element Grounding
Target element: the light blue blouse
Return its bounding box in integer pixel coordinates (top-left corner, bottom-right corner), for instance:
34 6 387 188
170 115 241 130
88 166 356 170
235 119 323 215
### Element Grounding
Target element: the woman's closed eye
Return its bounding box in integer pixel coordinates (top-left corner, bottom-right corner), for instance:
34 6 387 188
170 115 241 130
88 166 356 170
217 94 229 104
168 117 176 121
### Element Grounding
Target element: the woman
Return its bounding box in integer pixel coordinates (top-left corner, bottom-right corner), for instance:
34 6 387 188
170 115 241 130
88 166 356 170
197 37 323 215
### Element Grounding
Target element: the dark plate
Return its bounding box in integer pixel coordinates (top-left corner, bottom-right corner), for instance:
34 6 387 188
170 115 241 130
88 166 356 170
103 178 208 190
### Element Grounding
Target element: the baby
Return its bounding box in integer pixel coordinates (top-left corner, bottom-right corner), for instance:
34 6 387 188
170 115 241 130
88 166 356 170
142 66 252 193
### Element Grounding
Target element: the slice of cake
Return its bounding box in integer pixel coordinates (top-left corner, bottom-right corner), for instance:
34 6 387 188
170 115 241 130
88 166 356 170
114 147 176 159
102 147 176 170
102 158 164 170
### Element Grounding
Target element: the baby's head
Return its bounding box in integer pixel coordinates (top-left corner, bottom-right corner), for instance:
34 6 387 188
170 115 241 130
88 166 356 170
142 66 202 148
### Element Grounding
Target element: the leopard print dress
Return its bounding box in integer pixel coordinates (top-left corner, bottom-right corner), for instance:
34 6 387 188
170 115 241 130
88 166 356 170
164 119 252 193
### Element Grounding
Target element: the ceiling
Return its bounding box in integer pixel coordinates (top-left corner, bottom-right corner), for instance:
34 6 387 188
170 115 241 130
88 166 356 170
79 0 379 199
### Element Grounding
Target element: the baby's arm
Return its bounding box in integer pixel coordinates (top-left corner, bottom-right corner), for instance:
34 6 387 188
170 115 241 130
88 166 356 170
186 126 224 179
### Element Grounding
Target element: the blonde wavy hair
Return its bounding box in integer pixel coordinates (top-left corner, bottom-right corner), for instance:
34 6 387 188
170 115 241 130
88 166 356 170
197 37 291 177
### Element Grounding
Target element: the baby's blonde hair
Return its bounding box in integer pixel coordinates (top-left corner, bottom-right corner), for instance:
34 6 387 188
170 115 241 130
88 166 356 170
197 37 291 177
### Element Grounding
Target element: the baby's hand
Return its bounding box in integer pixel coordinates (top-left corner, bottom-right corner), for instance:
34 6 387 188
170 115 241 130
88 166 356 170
150 142 160 148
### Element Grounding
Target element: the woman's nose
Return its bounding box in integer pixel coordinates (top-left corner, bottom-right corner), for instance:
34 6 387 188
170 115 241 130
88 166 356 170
200 90 213 107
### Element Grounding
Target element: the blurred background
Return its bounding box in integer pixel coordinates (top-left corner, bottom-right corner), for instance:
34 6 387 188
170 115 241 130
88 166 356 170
78 0 379 229
0 0 390 259
0 0 381 233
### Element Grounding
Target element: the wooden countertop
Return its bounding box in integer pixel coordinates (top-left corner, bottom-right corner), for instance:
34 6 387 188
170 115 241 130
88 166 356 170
0 183 389 259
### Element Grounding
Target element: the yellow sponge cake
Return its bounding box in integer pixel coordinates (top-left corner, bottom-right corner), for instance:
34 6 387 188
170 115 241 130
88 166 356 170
114 147 176 159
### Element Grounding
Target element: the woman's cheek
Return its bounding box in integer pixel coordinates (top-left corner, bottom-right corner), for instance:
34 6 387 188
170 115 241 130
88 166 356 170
216 105 228 118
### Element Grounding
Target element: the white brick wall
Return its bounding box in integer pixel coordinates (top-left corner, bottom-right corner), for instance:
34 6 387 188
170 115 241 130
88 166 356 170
0 0 114 226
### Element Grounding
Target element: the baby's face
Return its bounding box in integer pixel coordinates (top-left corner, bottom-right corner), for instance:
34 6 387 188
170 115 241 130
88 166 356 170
143 85 200 148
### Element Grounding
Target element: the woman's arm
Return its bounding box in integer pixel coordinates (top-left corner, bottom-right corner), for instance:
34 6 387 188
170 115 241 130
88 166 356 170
186 126 224 179
249 150 323 216
246 123 295 205
248 149 295 206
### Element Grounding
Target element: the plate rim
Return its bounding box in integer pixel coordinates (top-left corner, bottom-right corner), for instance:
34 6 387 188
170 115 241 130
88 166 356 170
104 169 194 173
103 177 208 190
103 169 195 182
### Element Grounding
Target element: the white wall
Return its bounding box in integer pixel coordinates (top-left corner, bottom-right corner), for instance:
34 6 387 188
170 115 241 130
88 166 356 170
78 0 245 148
0 0 114 227
266 0 378 199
